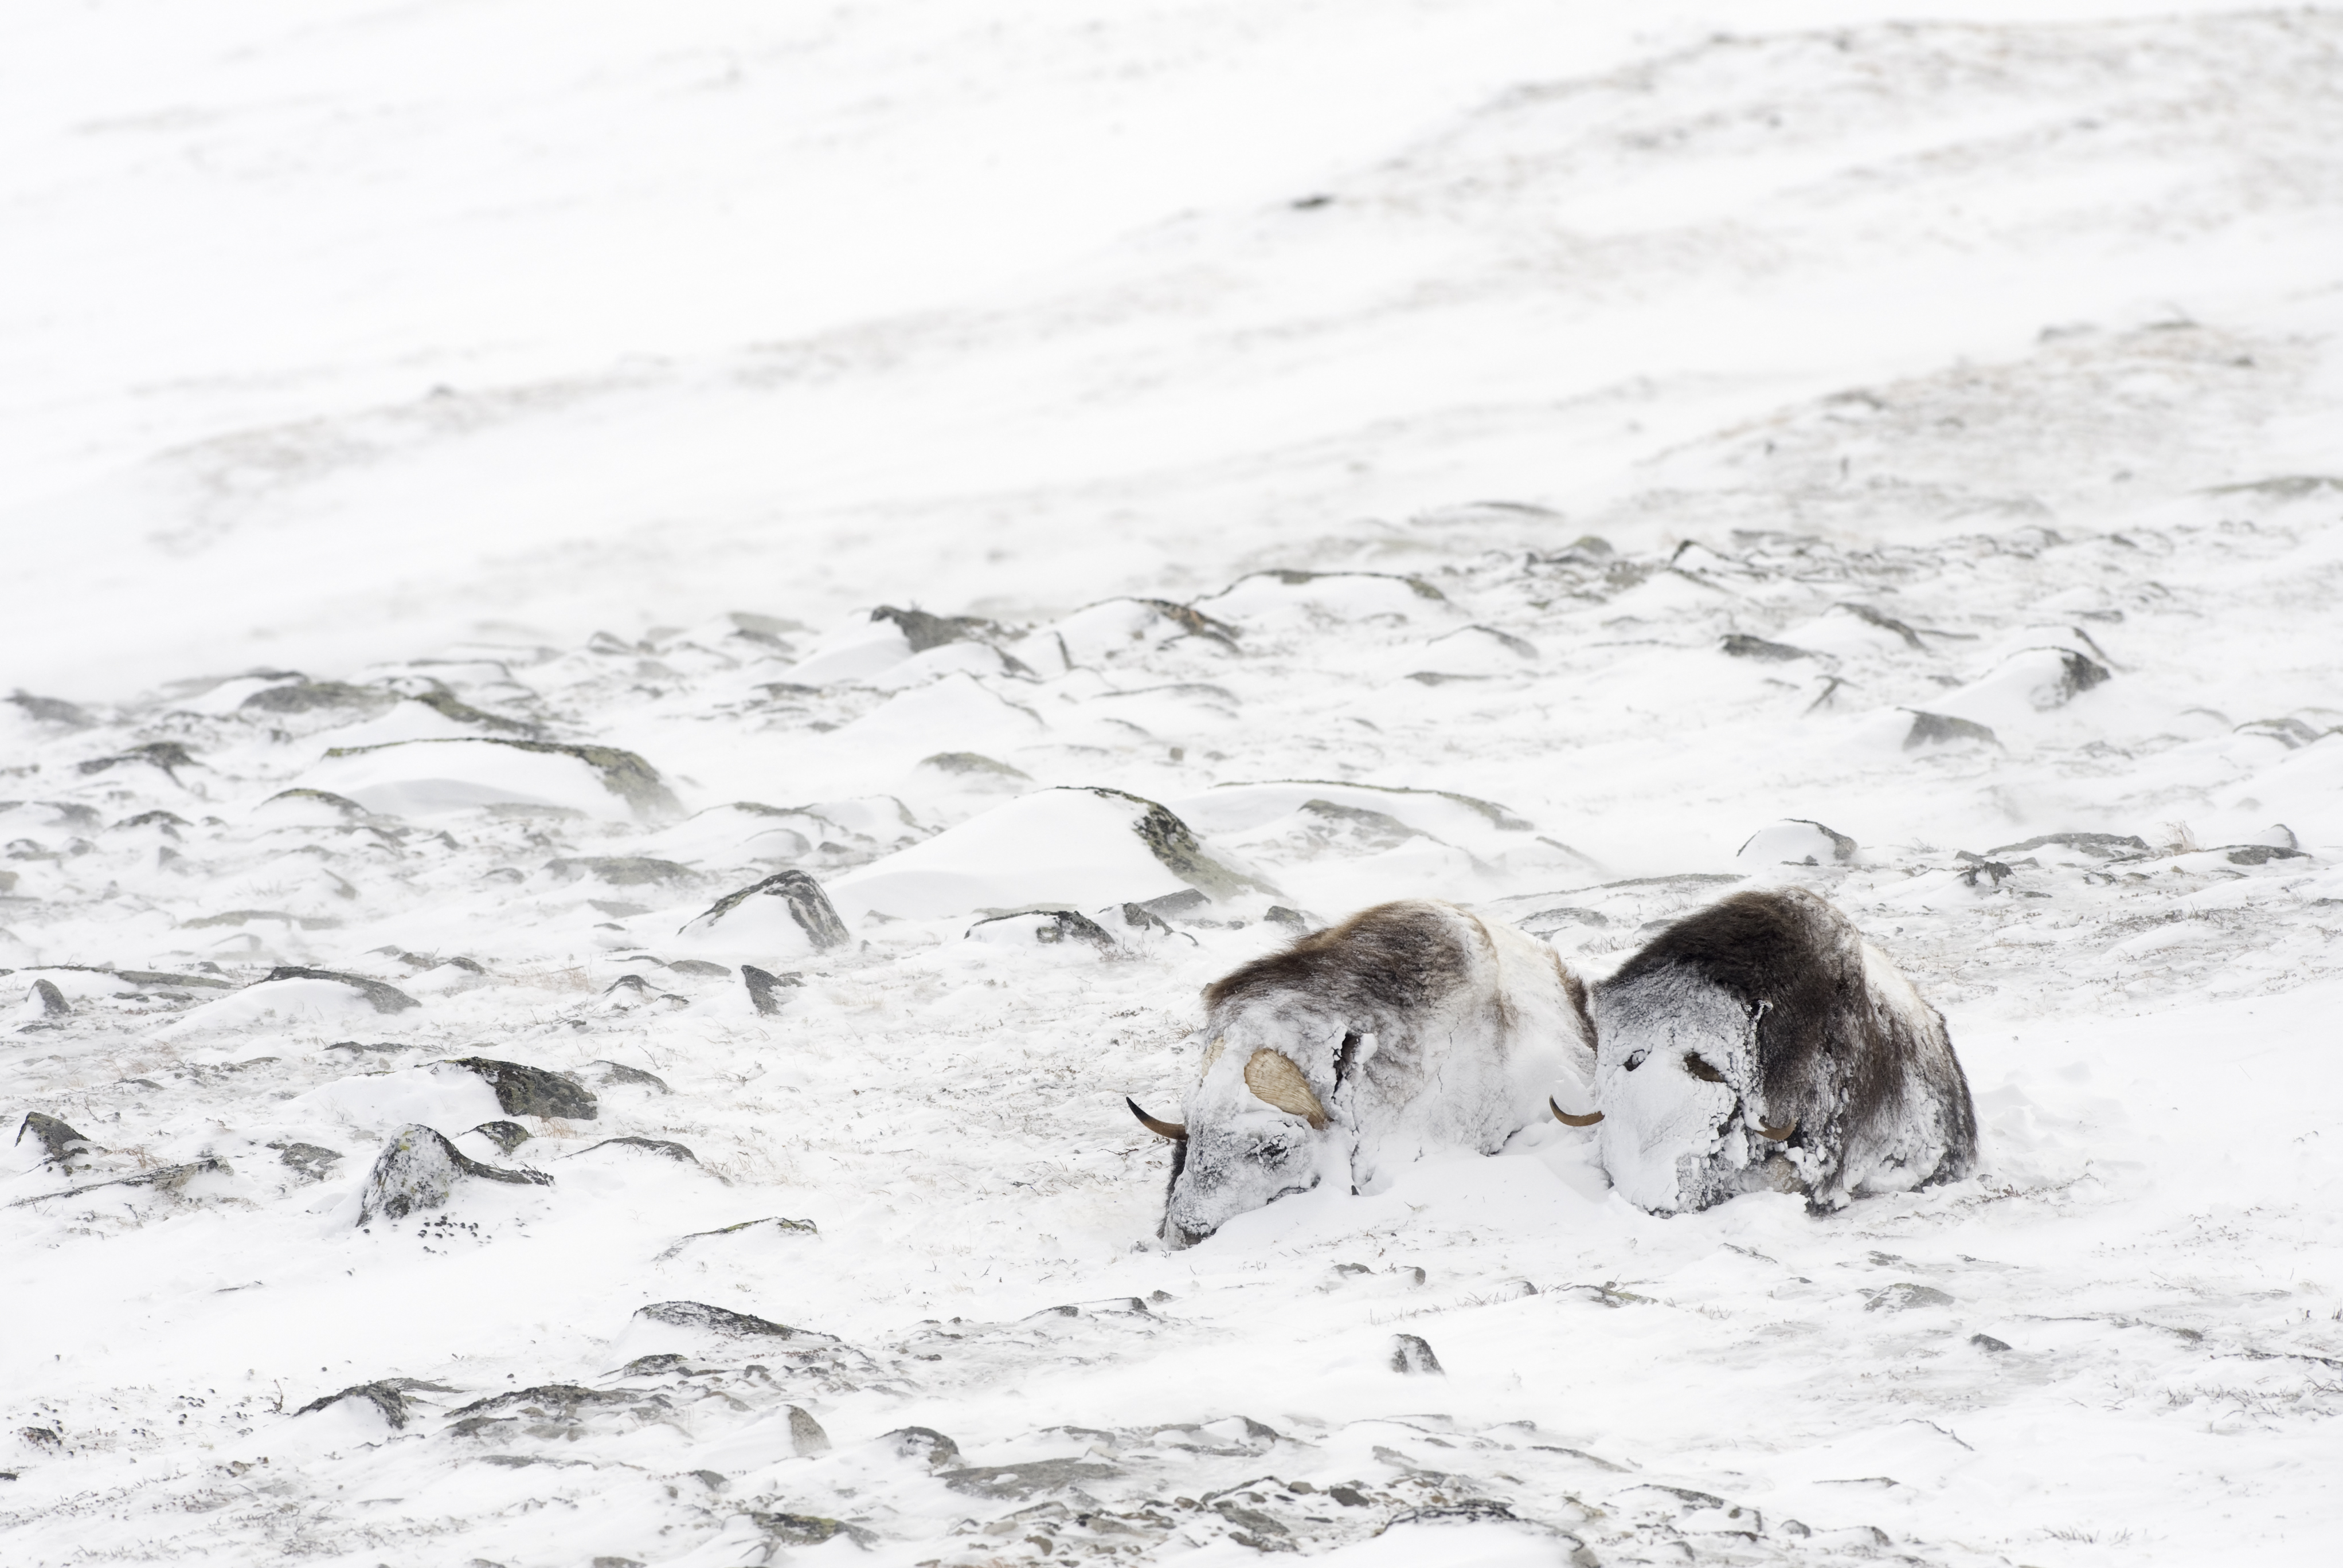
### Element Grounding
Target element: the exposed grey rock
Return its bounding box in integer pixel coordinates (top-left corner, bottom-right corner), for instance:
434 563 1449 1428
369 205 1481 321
1264 905 1312 931
114 970 231 990
664 959 731 977
77 742 197 782
746 1512 874 1549
185 909 342 932
446 1384 640 1421
884 1426 961 1468
741 965 800 1016
1082 786 1276 901
1837 602 1927 650
6 692 93 728
940 1458 1119 1499
2201 474 2343 499
470 1121 533 1154
2043 648 2113 700
257 967 419 1014
600 974 686 1008
1986 832 2150 859
28 979 68 1018
241 681 392 715
1903 711 2000 750
787 1406 831 1456
2224 843 2308 865
685 870 850 951
441 1058 598 1120
967 908 1117 951
545 856 699 887
405 686 535 734
632 1301 815 1339
2236 715 2328 748
1720 633 1818 662
870 603 997 653
919 751 1033 780
655 1216 819 1260
1865 1283 1955 1312
276 1143 343 1179
15 1112 95 1163
582 1060 671 1093
315 738 682 821
1136 888 1209 921
356 1124 551 1225
574 1136 706 1169
1390 1334 1444 1374
295 1382 408 1428
1970 1334 2013 1353
260 787 370 818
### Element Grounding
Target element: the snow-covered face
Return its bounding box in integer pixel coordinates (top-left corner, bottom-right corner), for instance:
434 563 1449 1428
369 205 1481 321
1591 978 1759 1214
1159 1040 1335 1247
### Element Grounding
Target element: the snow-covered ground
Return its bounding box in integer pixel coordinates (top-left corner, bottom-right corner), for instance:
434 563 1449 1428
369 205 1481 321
5 3 2342 1564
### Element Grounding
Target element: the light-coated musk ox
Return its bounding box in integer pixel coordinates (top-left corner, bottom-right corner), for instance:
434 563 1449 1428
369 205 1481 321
1128 899 1596 1248
1573 887 1977 1214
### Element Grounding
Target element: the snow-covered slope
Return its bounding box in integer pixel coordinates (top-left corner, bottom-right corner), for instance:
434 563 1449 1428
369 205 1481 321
5 4 2343 1566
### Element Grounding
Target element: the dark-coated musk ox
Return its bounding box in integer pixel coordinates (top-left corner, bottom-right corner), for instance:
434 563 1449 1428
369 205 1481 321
1575 886 1977 1214
1128 899 1596 1248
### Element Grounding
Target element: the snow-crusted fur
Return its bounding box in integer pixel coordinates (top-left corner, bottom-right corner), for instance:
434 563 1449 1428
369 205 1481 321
1590 887 1978 1214
1157 900 1595 1247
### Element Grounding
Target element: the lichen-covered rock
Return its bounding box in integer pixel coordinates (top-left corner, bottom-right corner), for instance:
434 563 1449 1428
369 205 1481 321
885 1426 960 1468
469 1120 533 1154
574 1135 705 1167
440 1058 598 1120
356 1124 551 1225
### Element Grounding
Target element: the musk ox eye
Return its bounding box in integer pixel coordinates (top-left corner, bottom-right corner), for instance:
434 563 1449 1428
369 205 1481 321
1683 1053 1727 1083
1623 1048 1649 1072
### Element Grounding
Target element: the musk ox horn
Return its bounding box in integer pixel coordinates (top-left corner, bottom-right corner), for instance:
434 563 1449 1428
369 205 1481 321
1125 1097 1187 1141
1242 1050 1329 1131
1550 1097 1603 1128
1755 1116 1798 1141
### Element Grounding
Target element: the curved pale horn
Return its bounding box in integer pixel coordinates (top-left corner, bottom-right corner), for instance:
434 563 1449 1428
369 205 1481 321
1550 1097 1603 1128
1198 1034 1227 1079
1755 1116 1798 1142
1242 1050 1328 1130
1126 1097 1187 1141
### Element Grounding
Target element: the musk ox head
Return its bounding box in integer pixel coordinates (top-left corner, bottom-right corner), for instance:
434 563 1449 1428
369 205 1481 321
1586 969 1800 1214
1129 1033 1346 1249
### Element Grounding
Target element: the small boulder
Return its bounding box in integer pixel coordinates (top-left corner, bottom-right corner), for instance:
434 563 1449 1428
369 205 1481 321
581 1060 671 1094
679 871 850 958
1389 1334 1444 1375
965 908 1117 952
787 1406 831 1456
574 1135 707 1170
1720 633 1816 663
632 1301 812 1340
883 1426 961 1468
357 1124 551 1225
440 1058 598 1120
258 967 419 1015
15 1111 95 1163
1864 1283 1954 1313
276 1143 343 1180
28 979 69 1018
741 966 801 1017
1736 819 1857 868
1902 711 1999 750
294 1382 408 1428
470 1120 533 1154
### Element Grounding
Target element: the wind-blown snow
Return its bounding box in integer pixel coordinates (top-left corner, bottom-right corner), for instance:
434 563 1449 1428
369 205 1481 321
5 3 2343 1565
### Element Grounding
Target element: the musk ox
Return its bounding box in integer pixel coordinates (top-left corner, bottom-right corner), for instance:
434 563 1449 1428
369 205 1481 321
1574 887 1977 1214
1128 899 1596 1248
